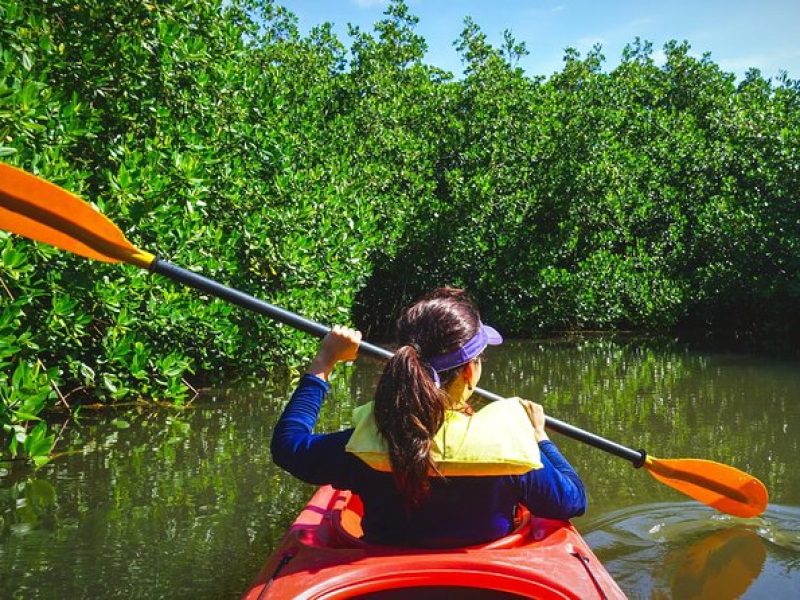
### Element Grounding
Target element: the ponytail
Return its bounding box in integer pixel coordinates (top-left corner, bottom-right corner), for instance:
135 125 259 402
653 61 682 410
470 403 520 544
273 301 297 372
372 287 482 509
373 344 446 509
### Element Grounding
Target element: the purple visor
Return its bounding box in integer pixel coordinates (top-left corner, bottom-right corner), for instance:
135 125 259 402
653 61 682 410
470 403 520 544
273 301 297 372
427 323 503 373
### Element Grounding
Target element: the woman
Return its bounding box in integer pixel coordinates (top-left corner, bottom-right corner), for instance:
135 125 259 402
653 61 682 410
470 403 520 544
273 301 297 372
271 288 586 547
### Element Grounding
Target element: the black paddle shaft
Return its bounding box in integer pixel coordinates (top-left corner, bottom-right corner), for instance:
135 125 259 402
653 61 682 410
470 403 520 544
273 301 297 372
150 259 393 361
151 258 647 468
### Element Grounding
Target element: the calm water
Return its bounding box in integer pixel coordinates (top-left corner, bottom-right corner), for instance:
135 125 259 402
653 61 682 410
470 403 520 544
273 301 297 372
1 336 799 599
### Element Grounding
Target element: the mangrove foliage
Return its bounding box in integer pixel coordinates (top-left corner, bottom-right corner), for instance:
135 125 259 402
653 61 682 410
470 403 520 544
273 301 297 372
1 0 798 461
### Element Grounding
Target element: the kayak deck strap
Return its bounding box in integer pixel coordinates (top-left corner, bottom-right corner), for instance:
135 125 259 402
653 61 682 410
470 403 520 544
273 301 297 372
570 550 609 600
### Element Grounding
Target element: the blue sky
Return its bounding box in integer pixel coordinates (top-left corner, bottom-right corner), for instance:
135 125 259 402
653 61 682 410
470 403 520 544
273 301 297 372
277 0 800 80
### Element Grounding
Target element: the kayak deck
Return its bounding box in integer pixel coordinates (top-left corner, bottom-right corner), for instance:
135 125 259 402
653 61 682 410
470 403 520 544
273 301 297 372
243 485 626 599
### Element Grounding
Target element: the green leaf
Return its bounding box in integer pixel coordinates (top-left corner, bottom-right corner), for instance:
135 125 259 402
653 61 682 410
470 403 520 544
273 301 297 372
24 422 53 457
33 455 51 468
102 374 118 393
12 412 42 423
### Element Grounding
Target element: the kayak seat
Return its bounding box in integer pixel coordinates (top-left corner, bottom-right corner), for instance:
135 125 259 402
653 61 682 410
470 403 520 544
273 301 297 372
330 490 532 550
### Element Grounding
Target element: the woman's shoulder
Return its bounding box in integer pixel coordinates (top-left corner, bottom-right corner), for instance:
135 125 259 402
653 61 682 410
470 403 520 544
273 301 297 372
345 400 543 477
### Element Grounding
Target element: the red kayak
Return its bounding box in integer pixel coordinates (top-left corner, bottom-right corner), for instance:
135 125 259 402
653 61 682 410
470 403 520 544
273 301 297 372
243 485 626 599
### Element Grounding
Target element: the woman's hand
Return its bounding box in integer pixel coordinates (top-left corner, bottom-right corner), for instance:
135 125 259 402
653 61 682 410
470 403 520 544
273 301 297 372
517 398 550 443
306 325 362 381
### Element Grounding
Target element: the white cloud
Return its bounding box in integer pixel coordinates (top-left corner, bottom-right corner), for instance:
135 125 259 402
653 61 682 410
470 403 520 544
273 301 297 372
570 17 655 54
716 49 800 76
716 55 770 73
651 48 667 66
575 35 608 53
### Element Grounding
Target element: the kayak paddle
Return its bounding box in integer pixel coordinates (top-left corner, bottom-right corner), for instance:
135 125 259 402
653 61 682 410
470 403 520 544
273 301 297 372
0 162 769 518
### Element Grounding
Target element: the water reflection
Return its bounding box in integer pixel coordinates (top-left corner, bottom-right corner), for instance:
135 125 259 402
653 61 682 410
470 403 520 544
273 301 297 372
583 502 800 599
1 381 316 599
9 478 58 535
1 336 798 599
669 526 766 599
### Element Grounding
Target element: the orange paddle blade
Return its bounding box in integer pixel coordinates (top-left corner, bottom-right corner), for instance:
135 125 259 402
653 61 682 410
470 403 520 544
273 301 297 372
645 456 768 518
0 163 154 267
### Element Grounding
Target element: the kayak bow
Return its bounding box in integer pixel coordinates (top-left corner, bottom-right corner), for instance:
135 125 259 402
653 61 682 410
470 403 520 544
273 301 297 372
243 486 626 600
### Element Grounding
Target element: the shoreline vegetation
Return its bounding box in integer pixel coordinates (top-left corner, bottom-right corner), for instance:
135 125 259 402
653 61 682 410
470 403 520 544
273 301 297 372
1 0 798 462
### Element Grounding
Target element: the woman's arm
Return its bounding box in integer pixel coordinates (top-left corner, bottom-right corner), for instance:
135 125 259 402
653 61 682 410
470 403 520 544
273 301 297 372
270 326 363 486
270 374 355 484
517 440 587 520
515 399 587 520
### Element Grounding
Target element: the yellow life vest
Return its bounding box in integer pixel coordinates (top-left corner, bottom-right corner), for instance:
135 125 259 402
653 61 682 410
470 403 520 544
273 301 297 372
345 399 542 476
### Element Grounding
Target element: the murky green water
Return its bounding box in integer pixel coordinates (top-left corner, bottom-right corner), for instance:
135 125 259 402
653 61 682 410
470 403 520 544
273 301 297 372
2 336 799 599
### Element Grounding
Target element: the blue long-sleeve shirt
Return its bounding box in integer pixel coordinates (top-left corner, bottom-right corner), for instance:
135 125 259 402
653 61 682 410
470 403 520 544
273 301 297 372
271 374 587 547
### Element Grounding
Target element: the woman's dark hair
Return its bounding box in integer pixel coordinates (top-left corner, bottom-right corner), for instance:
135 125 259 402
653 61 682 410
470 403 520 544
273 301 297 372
373 287 482 509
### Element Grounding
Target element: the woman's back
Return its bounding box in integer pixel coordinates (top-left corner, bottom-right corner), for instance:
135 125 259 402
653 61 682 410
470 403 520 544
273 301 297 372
272 373 586 547
271 288 586 547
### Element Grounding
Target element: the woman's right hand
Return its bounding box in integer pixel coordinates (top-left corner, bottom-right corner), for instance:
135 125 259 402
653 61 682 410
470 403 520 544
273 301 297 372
306 325 362 381
517 398 550 443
